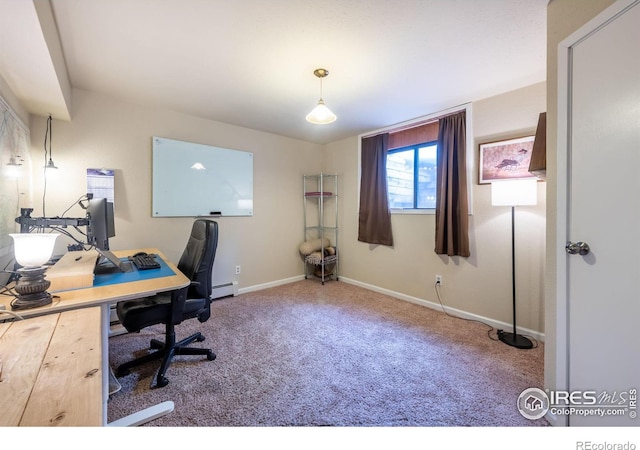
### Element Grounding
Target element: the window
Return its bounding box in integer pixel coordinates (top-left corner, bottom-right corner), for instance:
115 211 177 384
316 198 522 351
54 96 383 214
386 142 437 209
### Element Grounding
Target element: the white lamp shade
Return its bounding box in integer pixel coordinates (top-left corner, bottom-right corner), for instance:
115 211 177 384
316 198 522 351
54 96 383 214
10 233 59 267
491 179 538 206
306 100 337 124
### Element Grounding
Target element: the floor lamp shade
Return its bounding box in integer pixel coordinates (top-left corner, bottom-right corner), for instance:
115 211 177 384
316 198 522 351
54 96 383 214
491 179 537 206
490 179 537 349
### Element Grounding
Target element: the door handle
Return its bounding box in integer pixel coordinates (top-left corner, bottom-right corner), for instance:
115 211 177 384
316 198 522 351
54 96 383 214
566 241 590 255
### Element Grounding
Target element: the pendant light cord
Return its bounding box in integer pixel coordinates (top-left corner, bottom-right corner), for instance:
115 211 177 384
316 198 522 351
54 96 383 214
42 114 52 217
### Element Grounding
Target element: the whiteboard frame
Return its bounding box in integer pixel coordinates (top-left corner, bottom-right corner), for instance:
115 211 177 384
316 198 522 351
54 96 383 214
152 137 254 217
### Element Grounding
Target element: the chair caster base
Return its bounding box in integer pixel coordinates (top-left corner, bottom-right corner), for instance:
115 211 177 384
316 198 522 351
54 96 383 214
156 376 169 388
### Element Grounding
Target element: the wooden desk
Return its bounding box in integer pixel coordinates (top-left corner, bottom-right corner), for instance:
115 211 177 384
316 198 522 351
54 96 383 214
0 248 190 317
0 308 102 426
0 248 189 427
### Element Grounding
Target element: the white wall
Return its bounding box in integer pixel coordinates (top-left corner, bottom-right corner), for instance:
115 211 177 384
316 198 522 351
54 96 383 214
27 88 323 290
0 74 29 126
324 82 547 334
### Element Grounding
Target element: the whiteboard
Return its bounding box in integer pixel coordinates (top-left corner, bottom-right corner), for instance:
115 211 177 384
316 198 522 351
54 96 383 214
152 137 253 217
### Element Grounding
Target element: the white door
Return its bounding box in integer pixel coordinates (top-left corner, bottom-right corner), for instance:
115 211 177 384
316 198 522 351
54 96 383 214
559 0 640 426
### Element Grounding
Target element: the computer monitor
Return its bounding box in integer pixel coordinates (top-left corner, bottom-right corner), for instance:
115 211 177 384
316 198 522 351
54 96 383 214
87 197 113 251
87 198 132 273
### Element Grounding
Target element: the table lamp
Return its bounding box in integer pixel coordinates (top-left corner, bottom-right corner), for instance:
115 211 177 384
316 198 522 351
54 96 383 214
491 179 537 349
10 233 59 310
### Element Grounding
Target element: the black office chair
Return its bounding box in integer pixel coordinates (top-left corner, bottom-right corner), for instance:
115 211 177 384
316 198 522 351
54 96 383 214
115 219 218 387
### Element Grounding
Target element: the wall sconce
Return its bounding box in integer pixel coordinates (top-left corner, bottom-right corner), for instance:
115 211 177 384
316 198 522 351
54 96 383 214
5 155 22 178
9 233 59 310
306 68 337 125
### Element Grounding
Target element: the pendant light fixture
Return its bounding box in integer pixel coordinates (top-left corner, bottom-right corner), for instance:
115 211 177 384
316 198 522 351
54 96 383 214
44 114 58 171
306 68 337 124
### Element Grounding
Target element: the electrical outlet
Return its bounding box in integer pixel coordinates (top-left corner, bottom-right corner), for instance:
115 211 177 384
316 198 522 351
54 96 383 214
435 275 443 285
235 265 241 275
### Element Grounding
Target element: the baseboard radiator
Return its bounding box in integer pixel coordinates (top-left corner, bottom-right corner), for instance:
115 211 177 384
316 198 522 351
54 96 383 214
212 281 239 300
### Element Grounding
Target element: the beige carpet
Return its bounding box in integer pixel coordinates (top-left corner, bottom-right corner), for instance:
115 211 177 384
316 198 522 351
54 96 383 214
107 280 548 427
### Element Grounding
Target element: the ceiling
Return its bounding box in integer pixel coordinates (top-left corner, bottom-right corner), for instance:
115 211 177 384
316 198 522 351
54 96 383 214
0 0 547 144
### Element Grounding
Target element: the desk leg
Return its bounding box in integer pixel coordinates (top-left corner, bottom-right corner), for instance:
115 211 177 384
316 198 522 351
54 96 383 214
101 304 110 425
102 304 175 427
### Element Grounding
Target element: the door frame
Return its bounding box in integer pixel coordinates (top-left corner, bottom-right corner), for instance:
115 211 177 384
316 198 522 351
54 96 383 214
554 0 639 427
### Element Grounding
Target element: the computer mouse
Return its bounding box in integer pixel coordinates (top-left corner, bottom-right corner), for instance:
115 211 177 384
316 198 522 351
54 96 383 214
133 251 147 257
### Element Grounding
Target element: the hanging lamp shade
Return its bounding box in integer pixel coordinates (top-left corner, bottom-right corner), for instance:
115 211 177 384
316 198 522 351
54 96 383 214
306 69 337 124
306 99 337 124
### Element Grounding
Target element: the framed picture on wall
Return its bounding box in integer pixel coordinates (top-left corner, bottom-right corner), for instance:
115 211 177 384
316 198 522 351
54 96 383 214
478 135 537 184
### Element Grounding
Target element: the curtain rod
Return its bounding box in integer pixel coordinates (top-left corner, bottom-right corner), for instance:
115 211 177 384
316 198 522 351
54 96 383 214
360 102 469 139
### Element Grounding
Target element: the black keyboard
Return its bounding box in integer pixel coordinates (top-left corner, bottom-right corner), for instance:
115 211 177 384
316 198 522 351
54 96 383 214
129 253 161 270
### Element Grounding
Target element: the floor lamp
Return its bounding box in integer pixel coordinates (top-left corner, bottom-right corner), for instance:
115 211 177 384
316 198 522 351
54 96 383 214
491 179 537 349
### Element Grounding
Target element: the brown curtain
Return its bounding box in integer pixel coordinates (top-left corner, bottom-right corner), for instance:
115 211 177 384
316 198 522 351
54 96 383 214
358 133 393 246
435 111 470 256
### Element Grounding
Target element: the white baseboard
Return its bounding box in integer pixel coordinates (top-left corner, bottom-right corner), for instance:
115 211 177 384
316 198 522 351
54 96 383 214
339 276 545 343
234 274 545 343
237 275 305 295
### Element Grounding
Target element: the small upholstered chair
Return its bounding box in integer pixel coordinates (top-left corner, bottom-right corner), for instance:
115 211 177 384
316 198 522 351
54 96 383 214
115 219 218 387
